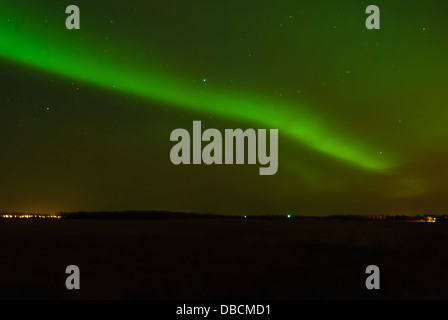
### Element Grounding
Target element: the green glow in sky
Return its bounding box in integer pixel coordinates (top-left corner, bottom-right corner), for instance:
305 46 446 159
4 0 448 215
0 3 393 171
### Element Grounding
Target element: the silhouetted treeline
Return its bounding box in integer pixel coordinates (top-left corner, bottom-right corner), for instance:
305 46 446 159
58 211 233 220
2 211 448 222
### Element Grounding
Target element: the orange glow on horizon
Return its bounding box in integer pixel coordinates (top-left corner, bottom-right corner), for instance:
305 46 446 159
1 214 62 219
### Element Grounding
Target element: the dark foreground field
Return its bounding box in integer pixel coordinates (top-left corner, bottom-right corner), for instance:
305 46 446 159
0 218 447 299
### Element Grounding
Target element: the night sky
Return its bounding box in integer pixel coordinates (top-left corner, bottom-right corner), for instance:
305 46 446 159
1 0 448 215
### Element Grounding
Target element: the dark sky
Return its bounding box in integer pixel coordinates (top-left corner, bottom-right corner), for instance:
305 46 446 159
1 0 448 215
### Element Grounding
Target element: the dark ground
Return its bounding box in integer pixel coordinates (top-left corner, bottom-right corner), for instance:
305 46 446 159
0 218 447 299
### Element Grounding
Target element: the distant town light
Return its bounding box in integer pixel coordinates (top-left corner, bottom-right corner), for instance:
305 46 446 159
1 214 62 219
426 216 436 223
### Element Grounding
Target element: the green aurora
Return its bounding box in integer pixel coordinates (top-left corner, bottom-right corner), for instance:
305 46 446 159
1 0 448 215
0 2 391 171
